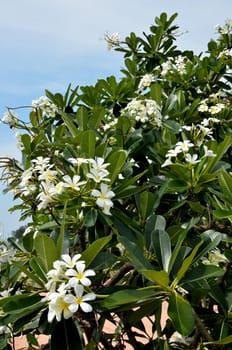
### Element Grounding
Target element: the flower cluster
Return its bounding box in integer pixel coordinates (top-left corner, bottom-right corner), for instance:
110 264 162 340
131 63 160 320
14 155 115 215
1 110 18 128
45 254 96 322
202 248 228 267
138 74 154 91
215 18 232 35
161 55 188 76
198 99 225 115
162 140 215 168
32 96 58 118
105 32 121 50
218 48 232 63
124 98 162 127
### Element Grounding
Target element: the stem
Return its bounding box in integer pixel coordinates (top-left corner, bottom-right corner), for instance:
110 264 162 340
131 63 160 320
103 263 133 287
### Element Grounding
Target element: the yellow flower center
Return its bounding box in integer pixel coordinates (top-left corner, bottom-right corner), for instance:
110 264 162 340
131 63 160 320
77 272 84 279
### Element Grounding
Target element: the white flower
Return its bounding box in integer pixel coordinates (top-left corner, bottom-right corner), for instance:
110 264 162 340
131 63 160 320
64 285 96 313
138 74 154 90
161 157 173 168
87 168 110 183
47 289 73 322
203 145 216 158
185 153 200 164
0 325 11 335
135 111 148 123
175 140 194 152
32 96 58 117
89 157 109 172
48 182 65 195
198 103 208 112
166 148 181 158
32 156 51 172
62 175 86 191
61 254 84 268
202 248 228 267
68 157 89 167
38 169 58 183
66 263 95 287
106 32 120 50
1 111 18 127
91 183 115 214
208 105 222 114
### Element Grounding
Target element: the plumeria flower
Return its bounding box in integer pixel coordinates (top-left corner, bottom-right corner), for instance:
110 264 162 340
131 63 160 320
138 74 154 90
32 156 51 172
62 175 86 191
61 254 84 269
202 248 228 267
87 168 110 183
66 263 96 287
203 145 216 158
47 288 73 322
38 169 58 183
161 157 173 168
135 112 149 123
185 153 200 164
106 32 120 50
91 183 115 214
64 285 96 313
166 148 181 158
198 103 209 112
88 157 109 173
175 140 194 152
48 181 65 195
1 111 18 127
68 157 89 167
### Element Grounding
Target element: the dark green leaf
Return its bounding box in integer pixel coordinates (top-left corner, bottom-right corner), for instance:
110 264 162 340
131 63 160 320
168 291 195 336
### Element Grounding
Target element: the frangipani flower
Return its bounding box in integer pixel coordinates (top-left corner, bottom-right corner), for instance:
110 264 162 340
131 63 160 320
91 183 115 214
47 287 73 322
64 285 96 313
62 175 86 191
61 254 84 269
66 263 96 287
175 140 194 152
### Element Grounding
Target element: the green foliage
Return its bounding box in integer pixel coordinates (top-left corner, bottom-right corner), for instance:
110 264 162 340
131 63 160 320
0 12 232 350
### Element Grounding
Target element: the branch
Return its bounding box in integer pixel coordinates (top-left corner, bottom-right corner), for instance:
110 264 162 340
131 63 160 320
103 263 133 287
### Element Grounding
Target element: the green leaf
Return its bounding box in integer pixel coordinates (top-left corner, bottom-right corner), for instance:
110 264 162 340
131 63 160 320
213 209 232 219
145 214 166 250
168 291 195 336
83 208 98 227
168 218 200 274
182 264 224 284
202 136 232 174
152 230 171 272
102 288 157 309
80 129 96 157
13 261 45 287
106 149 127 184
60 111 79 137
82 234 112 267
172 241 202 286
34 234 58 273
118 235 152 271
140 270 169 288
204 335 232 346
29 257 48 283
135 191 156 221
51 318 85 350
76 106 88 131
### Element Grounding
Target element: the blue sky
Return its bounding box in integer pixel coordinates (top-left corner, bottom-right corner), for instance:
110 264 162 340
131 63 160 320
0 0 231 237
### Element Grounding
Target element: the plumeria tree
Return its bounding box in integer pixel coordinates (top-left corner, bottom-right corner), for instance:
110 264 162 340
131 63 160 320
0 12 232 350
